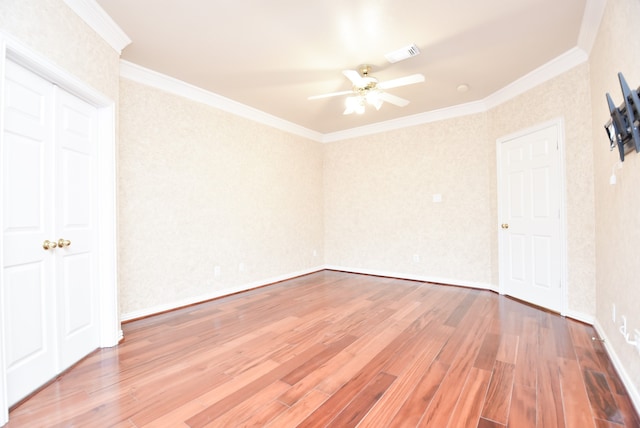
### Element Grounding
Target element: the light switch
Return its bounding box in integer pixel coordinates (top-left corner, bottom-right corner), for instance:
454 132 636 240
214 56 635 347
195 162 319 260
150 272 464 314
432 194 442 203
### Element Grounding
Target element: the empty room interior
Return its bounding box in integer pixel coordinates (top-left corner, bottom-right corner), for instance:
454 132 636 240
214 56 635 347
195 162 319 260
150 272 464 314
1 0 640 427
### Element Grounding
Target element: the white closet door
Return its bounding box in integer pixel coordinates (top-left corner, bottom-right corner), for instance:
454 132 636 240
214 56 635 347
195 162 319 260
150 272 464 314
2 60 57 406
55 88 99 372
2 60 99 406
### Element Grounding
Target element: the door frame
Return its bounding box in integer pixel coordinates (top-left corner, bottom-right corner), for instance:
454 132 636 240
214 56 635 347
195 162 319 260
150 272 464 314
496 118 569 315
0 32 120 424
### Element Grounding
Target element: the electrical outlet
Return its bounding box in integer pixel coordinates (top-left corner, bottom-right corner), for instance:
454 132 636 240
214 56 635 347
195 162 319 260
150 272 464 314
238 262 245 272
635 330 640 355
214 266 220 277
612 303 616 323
413 254 420 263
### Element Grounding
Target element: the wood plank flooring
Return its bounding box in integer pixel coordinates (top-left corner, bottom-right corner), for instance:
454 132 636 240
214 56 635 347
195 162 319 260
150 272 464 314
6 270 640 427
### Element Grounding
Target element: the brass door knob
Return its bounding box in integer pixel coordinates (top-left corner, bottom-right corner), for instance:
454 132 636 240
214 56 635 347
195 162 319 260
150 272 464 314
58 239 71 248
43 240 57 250
501 223 509 229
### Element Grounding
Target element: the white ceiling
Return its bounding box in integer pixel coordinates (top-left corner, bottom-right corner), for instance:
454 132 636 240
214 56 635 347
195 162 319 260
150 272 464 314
97 0 591 135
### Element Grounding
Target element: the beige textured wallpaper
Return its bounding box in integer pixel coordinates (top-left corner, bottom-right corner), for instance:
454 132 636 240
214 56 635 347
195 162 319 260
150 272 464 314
118 78 324 315
324 113 494 287
589 0 640 397
0 0 120 101
487 63 596 317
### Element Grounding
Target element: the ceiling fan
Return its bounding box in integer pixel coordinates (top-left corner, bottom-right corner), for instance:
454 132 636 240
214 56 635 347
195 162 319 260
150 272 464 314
308 65 425 115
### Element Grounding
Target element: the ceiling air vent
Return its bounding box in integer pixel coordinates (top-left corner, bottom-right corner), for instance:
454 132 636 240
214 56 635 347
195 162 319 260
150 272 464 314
385 44 421 63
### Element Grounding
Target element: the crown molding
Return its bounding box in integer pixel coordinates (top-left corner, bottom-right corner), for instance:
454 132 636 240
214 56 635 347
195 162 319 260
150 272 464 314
63 0 131 54
578 0 607 55
321 101 487 143
120 61 325 142
121 46 588 144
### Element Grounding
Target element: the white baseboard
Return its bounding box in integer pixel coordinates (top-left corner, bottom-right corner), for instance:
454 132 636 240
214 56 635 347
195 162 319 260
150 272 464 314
119 266 325 322
323 265 498 292
120 265 498 322
563 309 595 325
326 266 598 324
593 319 640 415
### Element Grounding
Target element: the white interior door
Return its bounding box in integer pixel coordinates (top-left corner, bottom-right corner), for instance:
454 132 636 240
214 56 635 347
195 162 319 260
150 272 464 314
55 88 99 371
2 59 57 407
2 60 99 406
498 122 563 312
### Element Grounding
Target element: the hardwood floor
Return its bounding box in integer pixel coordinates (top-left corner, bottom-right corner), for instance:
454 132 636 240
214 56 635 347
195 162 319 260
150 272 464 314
6 270 640 427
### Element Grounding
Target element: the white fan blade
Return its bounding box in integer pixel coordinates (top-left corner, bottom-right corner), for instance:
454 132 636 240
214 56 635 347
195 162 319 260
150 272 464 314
308 90 353 100
380 92 410 107
378 73 425 90
342 69 366 87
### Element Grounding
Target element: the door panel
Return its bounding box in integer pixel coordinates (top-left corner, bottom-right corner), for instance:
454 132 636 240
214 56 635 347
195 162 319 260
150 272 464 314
532 235 551 287
61 253 92 334
4 136 43 231
532 167 550 217
61 151 92 227
499 123 562 312
508 170 525 218
508 233 526 281
3 262 55 406
4 263 49 363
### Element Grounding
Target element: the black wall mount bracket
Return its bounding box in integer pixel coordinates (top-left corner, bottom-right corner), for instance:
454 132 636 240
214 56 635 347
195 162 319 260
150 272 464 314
605 72 640 162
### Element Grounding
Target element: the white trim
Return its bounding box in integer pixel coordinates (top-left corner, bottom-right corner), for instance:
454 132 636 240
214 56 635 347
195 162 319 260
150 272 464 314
120 266 325 322
0 31 119 422
323 265 498 292
321 101 487 143
593 319 640 415
326 266 597 326
62 0 131 54
96 104 121 347
496 118 569 316
578 0 607 55
119 264 596 326
120 61 324 143
0 34 7 428
564 309 595 325
557 119 570 318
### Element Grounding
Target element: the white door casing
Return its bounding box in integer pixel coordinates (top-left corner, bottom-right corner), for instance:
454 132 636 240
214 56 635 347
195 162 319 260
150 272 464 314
0 32 119 425
497 120 567 313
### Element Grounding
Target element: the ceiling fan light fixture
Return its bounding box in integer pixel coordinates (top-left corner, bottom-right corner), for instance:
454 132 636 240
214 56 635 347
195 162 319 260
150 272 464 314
384 44 420 63
366 90 383 110
344 96 366 115
315 64 420 115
